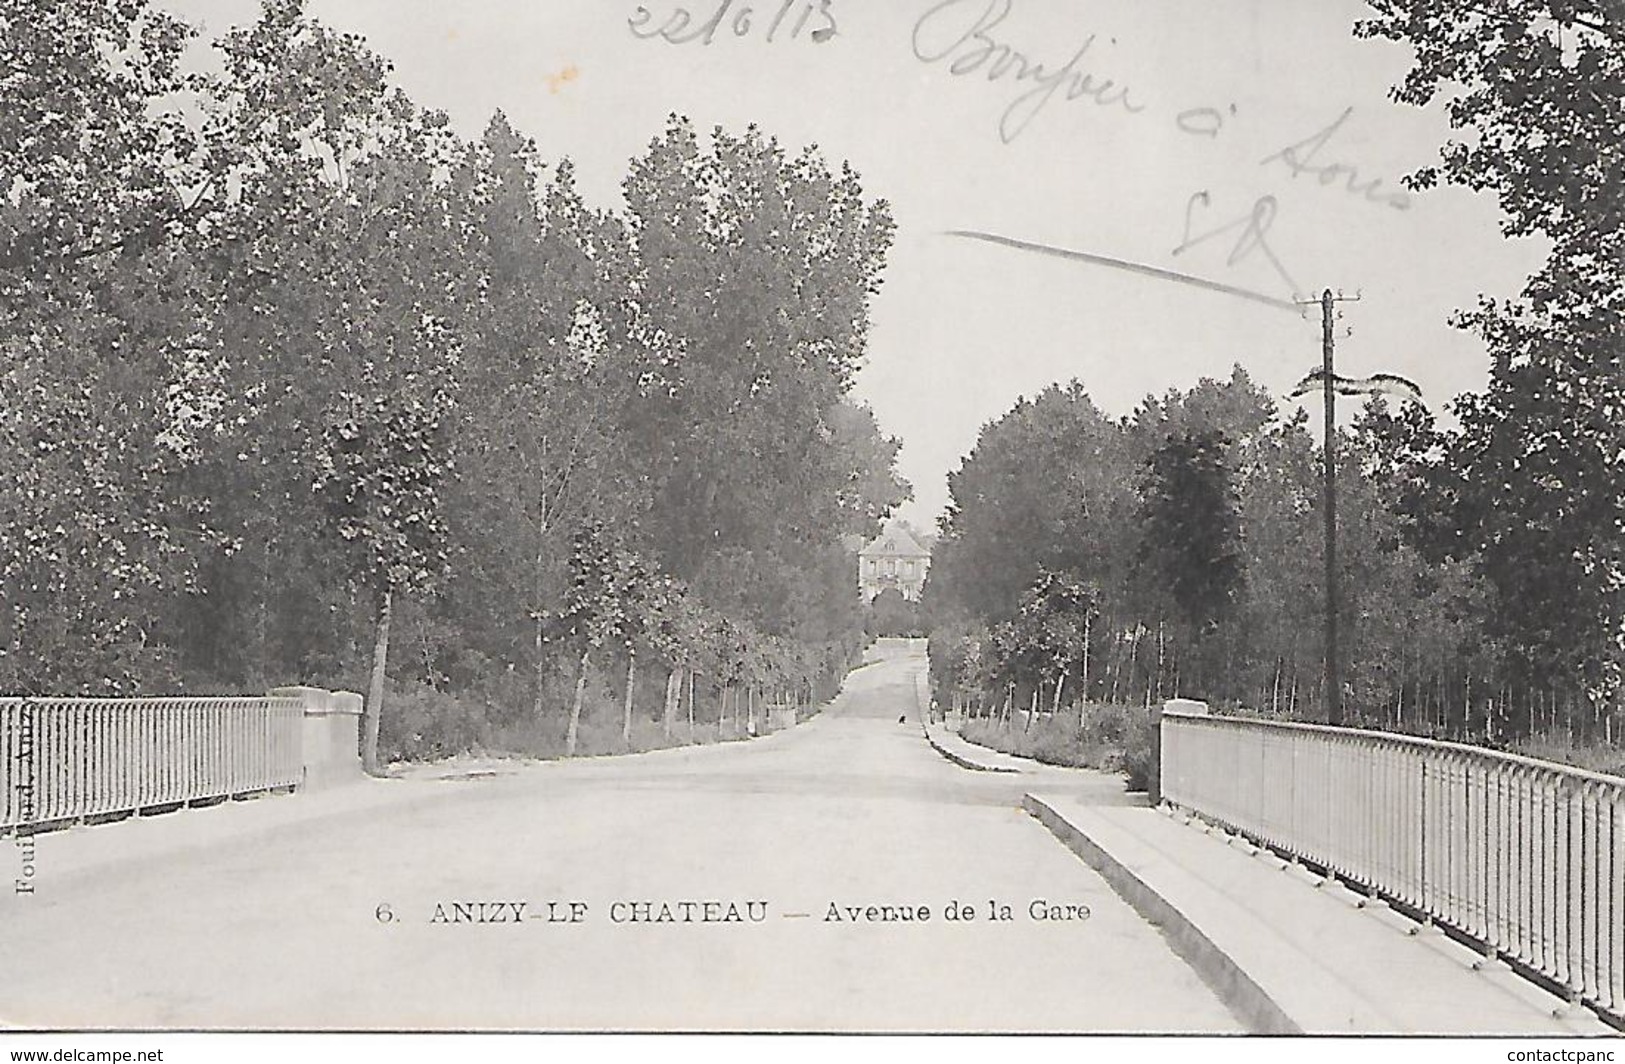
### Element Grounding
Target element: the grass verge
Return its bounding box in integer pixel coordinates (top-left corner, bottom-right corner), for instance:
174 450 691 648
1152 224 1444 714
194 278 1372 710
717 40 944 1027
959 703 1154 790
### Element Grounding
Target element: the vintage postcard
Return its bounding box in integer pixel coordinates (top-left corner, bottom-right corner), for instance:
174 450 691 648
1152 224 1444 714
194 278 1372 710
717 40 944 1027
2 0 1621 1055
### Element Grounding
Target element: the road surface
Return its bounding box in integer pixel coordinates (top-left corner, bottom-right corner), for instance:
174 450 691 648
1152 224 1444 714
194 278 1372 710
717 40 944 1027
1 643 1241 1032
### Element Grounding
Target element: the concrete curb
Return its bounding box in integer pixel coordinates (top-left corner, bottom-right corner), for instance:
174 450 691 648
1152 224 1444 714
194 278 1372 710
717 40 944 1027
909 663 1021 773
952 730 1055 771
1022 792 1301 1036
921 724 1021 773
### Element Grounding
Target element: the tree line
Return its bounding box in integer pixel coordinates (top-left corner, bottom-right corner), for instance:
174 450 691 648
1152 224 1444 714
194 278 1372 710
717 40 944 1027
922 372 1620 750
923 373 1523 741
928 0 1625 759
0 0 908 768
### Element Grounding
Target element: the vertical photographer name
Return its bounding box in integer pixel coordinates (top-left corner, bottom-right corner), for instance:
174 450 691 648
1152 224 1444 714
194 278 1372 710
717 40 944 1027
14 698 37 895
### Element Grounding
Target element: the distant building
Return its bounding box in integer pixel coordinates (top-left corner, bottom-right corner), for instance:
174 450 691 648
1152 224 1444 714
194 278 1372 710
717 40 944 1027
858 524 931 603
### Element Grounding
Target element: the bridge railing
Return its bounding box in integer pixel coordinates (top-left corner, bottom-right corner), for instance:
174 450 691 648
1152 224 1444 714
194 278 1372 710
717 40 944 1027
1161 707 1625 1020
1 689 359 834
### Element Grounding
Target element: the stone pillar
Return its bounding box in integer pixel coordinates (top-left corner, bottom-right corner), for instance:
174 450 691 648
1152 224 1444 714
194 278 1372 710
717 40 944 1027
270 686 366 791
1153 699 1209 806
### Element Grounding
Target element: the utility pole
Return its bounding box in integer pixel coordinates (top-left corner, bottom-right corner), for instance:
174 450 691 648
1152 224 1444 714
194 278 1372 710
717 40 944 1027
1290 291 1420 729
1293 289 1359 728
1319 289 1341 728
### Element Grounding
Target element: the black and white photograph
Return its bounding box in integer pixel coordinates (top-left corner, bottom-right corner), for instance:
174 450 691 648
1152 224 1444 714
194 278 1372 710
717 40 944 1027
1 0 1622 1055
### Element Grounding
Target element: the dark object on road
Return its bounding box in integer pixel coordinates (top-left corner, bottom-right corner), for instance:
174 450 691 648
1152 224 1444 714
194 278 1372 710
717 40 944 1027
898 715 907 725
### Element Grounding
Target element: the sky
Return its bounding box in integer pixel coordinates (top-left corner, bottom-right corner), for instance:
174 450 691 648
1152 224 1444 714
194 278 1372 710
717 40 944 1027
170 0 1545 528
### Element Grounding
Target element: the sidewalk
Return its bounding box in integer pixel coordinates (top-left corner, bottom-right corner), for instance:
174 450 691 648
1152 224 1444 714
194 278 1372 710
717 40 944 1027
1023 791 1616 1035
919 711 1614 1033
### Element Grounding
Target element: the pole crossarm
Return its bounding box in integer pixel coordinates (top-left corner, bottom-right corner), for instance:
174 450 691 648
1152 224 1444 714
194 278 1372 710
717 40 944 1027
1288 369 1423 404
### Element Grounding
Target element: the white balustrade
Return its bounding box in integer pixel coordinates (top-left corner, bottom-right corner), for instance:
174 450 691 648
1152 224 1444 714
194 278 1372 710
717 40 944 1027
1162 709 1624 1019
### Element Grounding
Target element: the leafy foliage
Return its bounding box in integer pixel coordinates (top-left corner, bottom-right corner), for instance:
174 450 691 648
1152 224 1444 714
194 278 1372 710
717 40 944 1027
1356 0 1625 730
925 368 1616 749
1135 430 1244 631
314 393 454 597
1 0 904 760
866 588 919 639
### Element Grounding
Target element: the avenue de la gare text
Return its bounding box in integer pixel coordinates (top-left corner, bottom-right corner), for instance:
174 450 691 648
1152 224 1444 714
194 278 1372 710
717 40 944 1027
424 898 1093 925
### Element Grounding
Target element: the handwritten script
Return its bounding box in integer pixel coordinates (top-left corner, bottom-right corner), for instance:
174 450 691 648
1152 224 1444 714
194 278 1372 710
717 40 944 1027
1174 193 1300 297
1262 108 1411 210
630 0 838 45
911 0 1145 144
901 2 1408 300
620 0 1416 307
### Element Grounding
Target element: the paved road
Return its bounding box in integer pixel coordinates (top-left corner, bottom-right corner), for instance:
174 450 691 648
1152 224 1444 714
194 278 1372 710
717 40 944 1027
1 644 1240 1032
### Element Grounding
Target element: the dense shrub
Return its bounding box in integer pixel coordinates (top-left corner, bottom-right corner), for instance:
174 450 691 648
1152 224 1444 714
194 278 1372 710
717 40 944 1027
866 589 921 638
960 701 1156 790
1120 710 1155 793
378 681 492 764
372 654 824 766
1510 736 1625 781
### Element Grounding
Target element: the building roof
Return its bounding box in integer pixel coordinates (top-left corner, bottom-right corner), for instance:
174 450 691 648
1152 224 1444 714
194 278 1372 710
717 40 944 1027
860 524 930 559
